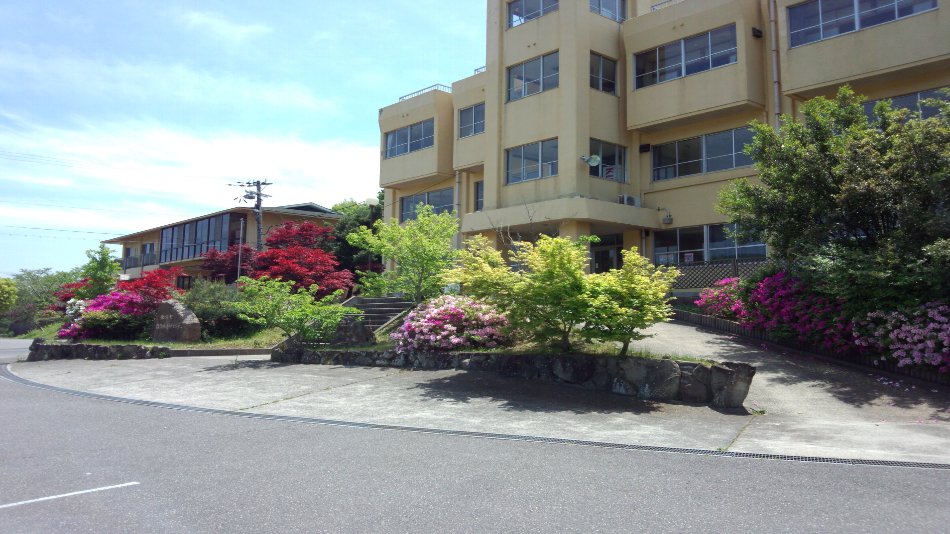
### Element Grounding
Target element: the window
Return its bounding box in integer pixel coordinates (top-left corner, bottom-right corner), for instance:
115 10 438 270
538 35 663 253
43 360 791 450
474 181 484 212
384 119 434 158
652 126 753 181
508 0 559 27
507 139 558 184
590 0 625 21
862 86 949 120
141 243 157 266
590 53 617 94
635 25 737 89
159 213 233 263
654 224 766 265
508 51 559 101
459 103 485 138
399 187 454 223
175 275 194 291
789 0 938 47
589 139 626 182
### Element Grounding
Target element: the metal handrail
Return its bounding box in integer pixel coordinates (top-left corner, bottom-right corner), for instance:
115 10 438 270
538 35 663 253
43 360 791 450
474 66 486 74
399 84 451 101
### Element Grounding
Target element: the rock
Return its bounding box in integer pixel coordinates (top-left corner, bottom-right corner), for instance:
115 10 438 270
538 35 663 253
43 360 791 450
552 356 596 384
679 362 712 403
710 362 756 409
330 316 376 346
611 377 634 396
619 357 681 400
152 300 201 343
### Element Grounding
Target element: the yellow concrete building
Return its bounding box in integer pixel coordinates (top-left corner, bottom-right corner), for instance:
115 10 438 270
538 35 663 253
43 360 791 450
104 204 340 286
378 0 948 286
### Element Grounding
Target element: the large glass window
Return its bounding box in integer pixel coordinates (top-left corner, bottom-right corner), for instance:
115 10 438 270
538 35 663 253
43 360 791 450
862 86 949 120
459 103 485 138
590 0 625 21
507 139 558 184
590 53 617 94
789 0 938 47
399 187 455 223
508 0 559 28
589 139 626 182
508 52 559 101
635 25 737 89
158 213 234 263
652 126 753 181
384 119 434 158
655 224 766 264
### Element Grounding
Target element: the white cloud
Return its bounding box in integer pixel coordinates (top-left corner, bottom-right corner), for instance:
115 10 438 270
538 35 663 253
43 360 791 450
0 49 334 113
179 11 271 43
0 117 381 237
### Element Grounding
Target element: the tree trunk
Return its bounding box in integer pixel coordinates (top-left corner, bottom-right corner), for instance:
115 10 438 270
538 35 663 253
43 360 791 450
619 340 630 357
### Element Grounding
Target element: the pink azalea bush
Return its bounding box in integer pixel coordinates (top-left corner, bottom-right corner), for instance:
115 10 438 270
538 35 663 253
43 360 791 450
694 277 746 320
58 291 155 340
853 302 950 372
391 295 510 354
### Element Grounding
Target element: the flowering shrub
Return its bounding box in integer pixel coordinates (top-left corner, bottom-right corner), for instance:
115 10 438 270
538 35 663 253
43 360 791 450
391 296 510 353
741 271 853 353
694 278 746 320
854 302 950 372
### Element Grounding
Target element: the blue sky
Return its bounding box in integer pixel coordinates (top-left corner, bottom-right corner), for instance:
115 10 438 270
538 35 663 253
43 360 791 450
0 0 486 276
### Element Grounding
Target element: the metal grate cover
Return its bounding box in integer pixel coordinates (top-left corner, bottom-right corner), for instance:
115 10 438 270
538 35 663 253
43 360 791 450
2 365 947 471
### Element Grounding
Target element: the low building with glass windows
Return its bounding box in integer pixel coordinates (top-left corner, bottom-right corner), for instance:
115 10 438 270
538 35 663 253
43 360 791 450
103 203 340 287
377 0 948 292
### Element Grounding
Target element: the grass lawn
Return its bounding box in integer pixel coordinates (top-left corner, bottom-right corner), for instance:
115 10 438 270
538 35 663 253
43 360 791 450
18 325 286 350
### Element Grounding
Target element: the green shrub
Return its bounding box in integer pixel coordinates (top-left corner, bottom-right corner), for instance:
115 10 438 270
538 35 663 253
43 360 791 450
181 279 261 338
235 276 361 341
79 310 150 340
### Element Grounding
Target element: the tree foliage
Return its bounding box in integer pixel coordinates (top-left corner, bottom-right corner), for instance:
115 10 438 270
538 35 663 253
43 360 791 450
234 276 359 341
719 86 950 314
256 221 353 297
330 192 383 274
200 244 257 284
347 204 458 302
445 236 678 353
76 244 121 299
0 278 16 315
581 250 678 356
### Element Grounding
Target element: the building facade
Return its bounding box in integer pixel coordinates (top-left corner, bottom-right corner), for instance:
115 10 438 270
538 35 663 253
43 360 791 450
378 0 948 282
104 203 341 284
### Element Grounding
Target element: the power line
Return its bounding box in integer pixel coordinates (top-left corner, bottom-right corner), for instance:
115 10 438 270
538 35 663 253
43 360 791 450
0 225 118 235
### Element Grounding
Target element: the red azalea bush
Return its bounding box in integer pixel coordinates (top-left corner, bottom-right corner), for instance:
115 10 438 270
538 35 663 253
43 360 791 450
694 277 746 320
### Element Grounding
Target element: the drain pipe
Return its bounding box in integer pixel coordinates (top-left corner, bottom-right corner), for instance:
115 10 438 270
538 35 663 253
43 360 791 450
769 0 782 127
454 170 463 249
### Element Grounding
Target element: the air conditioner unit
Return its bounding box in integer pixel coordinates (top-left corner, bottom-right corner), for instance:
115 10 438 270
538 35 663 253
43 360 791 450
618 194 640 207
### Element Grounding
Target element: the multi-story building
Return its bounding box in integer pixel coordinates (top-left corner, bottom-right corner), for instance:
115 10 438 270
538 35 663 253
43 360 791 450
104 203 340 286
377 0 948 290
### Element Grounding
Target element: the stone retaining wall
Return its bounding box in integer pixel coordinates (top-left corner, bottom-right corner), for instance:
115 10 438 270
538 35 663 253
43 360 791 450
27 339 172 361
272 347 756 409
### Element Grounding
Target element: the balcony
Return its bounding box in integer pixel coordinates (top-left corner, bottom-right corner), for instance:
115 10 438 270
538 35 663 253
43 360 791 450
623 0 766 131
380 87 455 187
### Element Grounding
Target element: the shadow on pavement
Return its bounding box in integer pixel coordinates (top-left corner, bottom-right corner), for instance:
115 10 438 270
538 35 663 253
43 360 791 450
691 327 950 419
411 370 665 415
200 360 290 373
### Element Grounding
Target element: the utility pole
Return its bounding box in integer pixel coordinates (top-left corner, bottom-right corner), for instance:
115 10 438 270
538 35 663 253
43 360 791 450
229 180 272 251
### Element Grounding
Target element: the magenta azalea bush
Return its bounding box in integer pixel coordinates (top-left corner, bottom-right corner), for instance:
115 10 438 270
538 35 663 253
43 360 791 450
58 291 156 340
695 278 746 320
391 295 510 354
854 302 950 372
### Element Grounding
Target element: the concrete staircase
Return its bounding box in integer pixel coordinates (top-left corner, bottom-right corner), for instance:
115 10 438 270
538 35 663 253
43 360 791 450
345 296 416 332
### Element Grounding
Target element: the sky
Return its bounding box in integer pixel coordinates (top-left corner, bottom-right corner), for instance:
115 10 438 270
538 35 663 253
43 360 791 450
0 0 487 276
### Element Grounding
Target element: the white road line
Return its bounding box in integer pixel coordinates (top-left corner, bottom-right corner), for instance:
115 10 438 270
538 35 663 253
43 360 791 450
0 482 140 510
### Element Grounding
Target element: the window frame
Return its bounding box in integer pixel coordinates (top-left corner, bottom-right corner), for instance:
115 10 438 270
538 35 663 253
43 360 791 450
507 51 560 102
399 187 455 223
506 138 559 185
589 139 627 182
651 126 754 181
788 0 939 48
589 0 626 22
862 85 949 120
459 103 486 139
635 24 737 89
474 181 484 212
590 52 618 95
384 119 435 159
654 224 767 265
508 0 560 28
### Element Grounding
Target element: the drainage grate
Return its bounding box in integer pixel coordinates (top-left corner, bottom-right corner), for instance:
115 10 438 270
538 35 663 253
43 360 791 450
3 365 948 471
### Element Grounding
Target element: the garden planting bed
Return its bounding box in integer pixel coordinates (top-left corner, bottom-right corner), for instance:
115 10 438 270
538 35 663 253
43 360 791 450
272 345 756 409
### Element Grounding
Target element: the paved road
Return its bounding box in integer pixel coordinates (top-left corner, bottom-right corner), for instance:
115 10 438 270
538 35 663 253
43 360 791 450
2 370 949 532
0 338 31 364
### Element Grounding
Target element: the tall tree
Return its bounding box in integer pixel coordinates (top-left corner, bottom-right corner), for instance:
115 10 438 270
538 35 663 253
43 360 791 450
347 204 458 302
331 191 383 274
76 244 121 299
256 221 354 297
